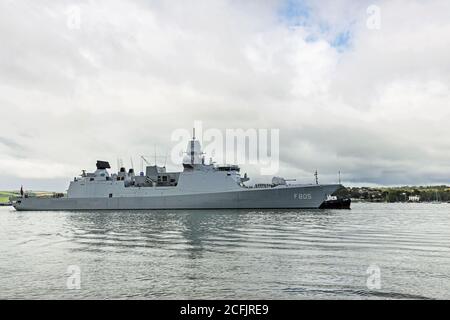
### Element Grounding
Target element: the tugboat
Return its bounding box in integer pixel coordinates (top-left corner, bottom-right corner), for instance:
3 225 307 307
319 195 351 209
13 131 347 211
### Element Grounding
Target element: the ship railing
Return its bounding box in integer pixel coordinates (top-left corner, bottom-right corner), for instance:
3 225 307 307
11 192 67 200
253 183 274 189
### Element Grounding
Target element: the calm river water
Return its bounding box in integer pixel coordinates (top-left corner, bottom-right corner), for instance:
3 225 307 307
1 203 449 299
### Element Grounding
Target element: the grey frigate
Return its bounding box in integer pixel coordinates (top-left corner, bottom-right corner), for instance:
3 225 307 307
13 133 345 211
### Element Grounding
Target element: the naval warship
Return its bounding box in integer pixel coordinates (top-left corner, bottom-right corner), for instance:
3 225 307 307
13 132 344 211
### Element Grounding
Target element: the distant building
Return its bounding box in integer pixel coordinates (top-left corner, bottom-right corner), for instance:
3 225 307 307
408 195 420 202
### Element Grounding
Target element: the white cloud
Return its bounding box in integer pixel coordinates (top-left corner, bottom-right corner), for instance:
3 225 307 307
0 0 449 190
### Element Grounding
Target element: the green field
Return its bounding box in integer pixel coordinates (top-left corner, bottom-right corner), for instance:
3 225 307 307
0 191 59 203
0 191 18 203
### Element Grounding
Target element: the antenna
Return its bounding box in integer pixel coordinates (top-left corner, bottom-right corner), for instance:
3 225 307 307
130 157 134 170
164 150 168 167
314 170 319 185
141 155 150 165
338 170 341 184
116 158 123 171
193 127 196 140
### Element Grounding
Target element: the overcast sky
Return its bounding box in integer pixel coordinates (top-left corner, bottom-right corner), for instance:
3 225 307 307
1 0 449 191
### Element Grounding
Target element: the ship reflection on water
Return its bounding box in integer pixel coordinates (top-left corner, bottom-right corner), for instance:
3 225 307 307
66 209 336 259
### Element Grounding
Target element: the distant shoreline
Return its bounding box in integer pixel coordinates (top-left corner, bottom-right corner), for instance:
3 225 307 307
2 185 449 204
337 185 450 203
351 199 449 204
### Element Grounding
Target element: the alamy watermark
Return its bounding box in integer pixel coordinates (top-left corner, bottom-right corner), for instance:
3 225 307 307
366 264 381 290
66 265 81 290
366 5 381 30
170 121 279 175
65 5 81 30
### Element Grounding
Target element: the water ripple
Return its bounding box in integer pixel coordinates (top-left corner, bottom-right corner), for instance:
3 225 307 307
1 203 450 299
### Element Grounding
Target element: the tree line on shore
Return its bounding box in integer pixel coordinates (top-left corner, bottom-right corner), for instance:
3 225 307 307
336 185 450 202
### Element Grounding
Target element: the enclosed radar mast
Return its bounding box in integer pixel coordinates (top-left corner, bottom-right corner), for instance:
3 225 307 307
183 128 204 169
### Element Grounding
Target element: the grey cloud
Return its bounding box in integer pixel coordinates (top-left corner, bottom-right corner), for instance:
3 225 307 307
0 0 449 190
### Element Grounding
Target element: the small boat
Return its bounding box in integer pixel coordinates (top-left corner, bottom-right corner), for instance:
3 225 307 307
319 195 351 209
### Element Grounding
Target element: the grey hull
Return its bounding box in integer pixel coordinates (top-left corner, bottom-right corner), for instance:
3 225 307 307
13 184 341 211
